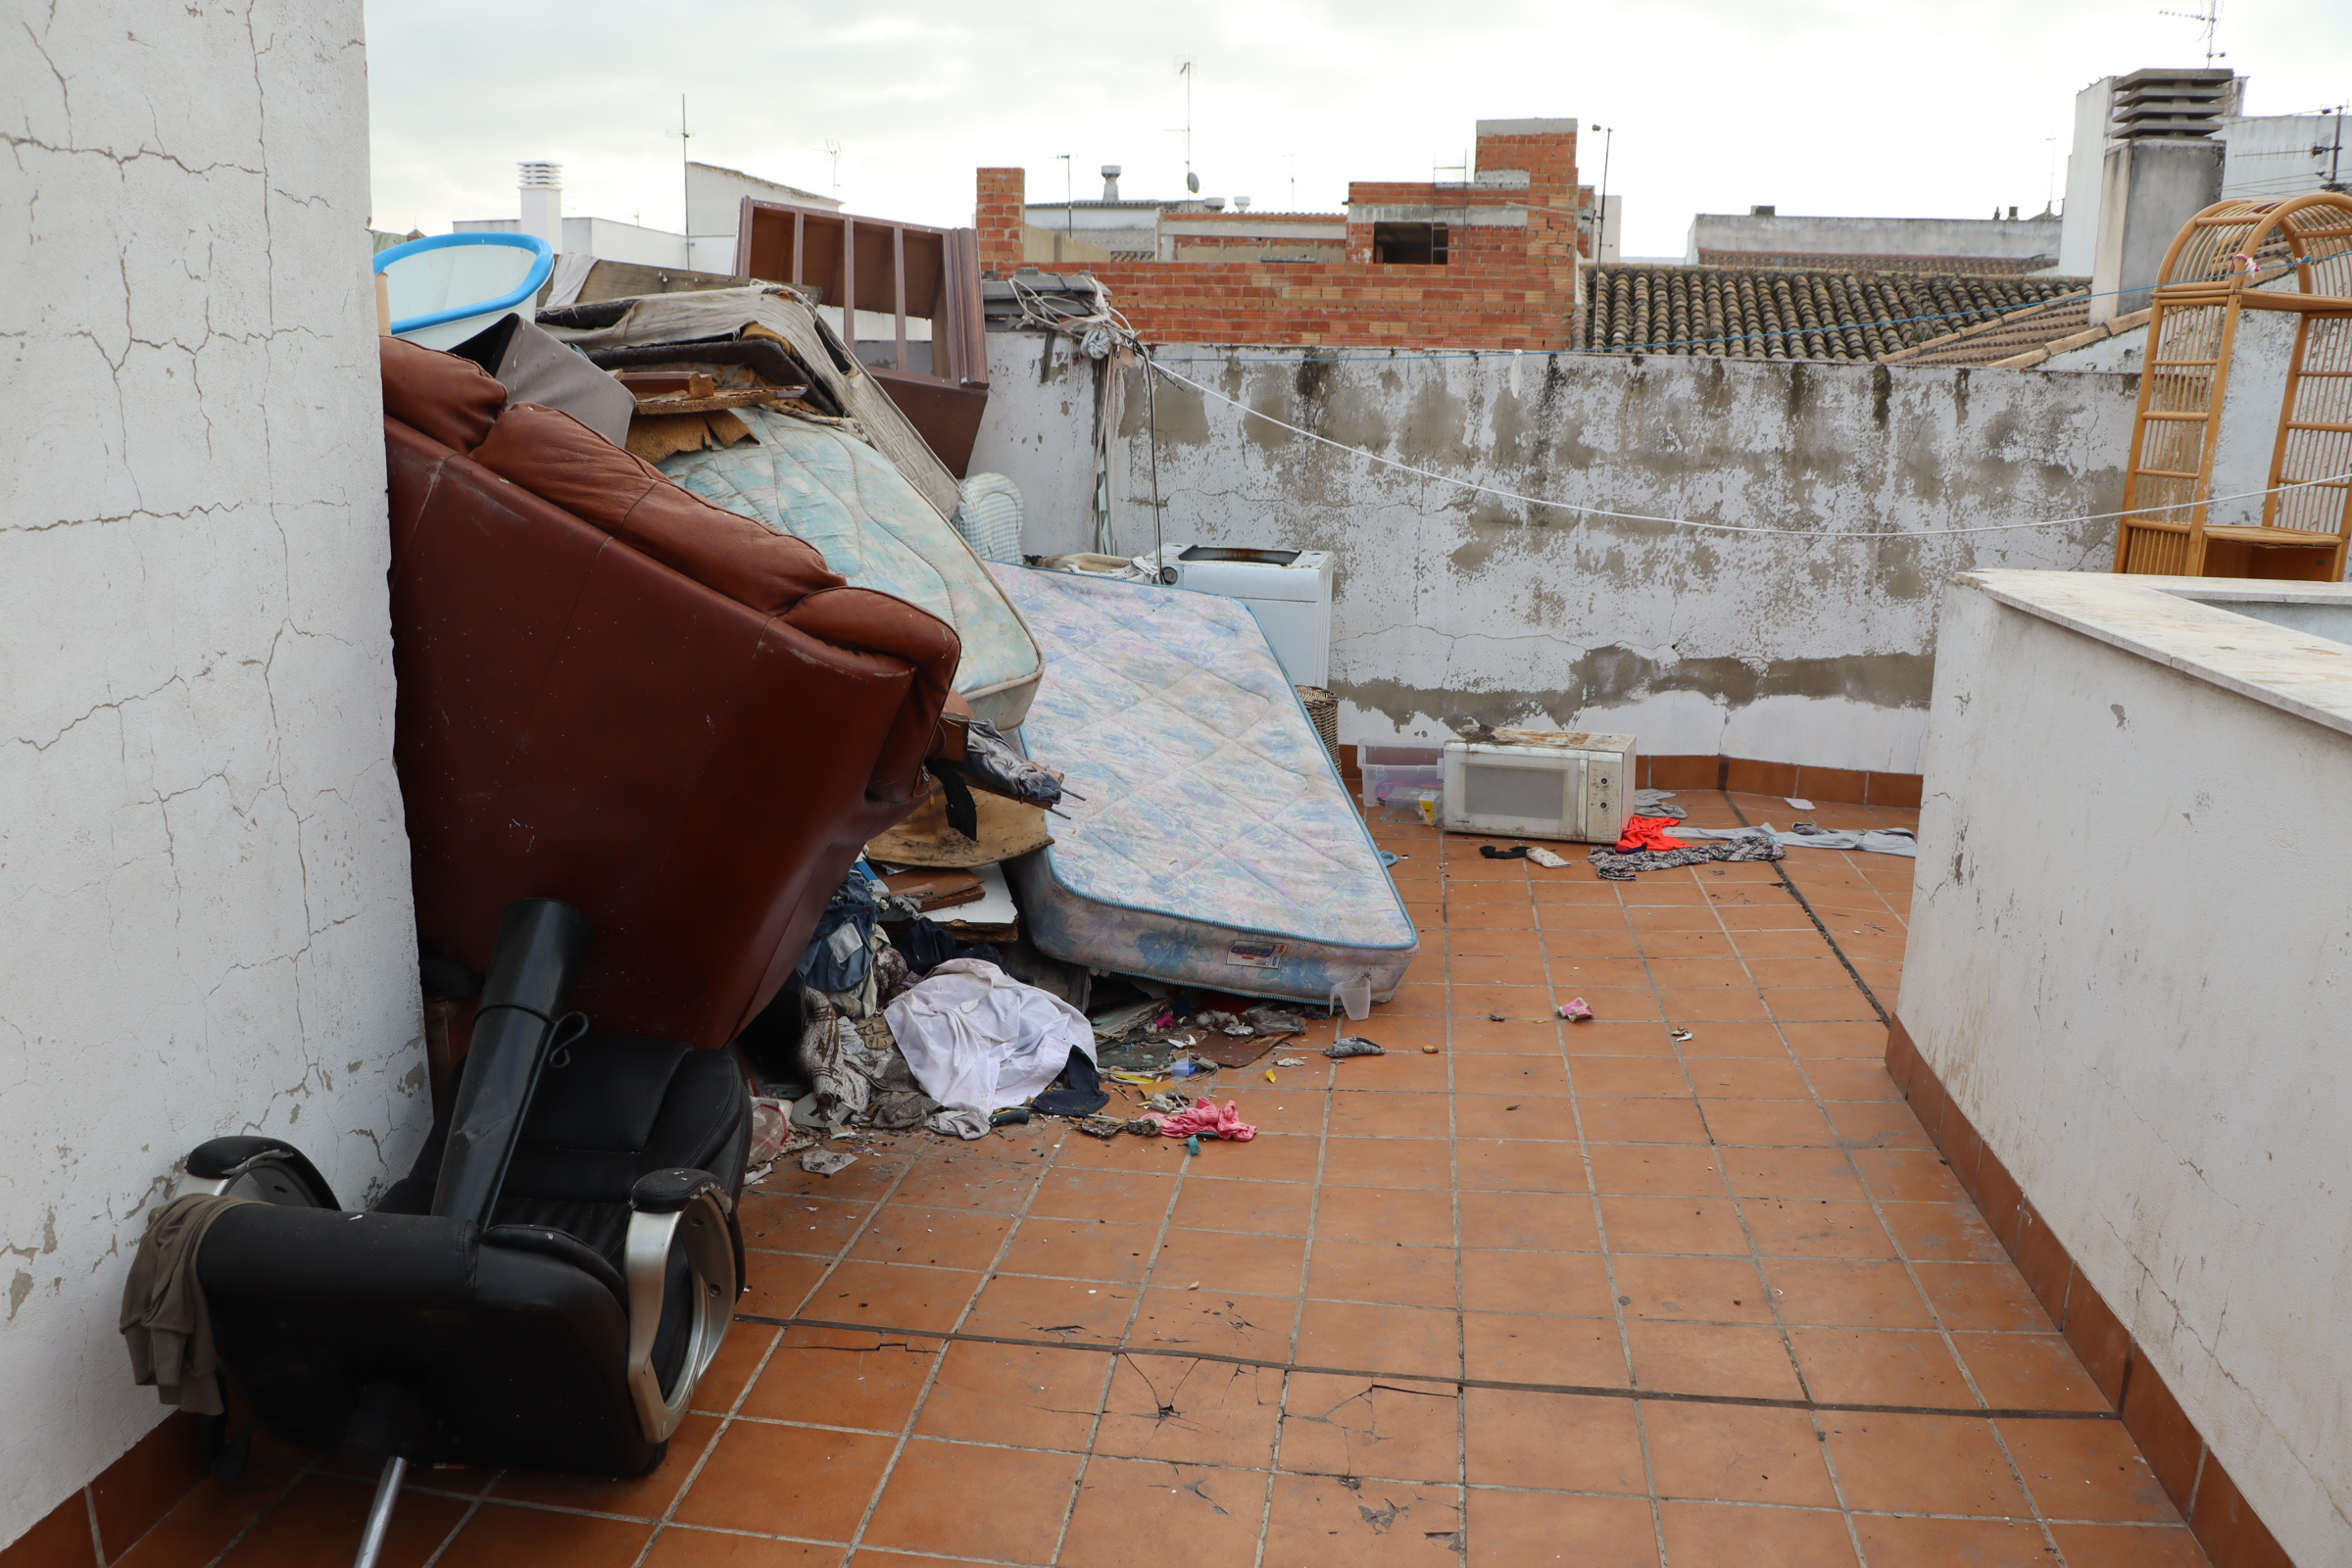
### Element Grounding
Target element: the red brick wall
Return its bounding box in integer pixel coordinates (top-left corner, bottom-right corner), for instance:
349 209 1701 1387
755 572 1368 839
977 168 1025 275
1074 259 1579 350
973 123 1583 350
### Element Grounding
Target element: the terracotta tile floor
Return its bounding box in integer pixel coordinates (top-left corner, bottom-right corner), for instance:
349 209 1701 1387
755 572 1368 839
143 792 2206 1567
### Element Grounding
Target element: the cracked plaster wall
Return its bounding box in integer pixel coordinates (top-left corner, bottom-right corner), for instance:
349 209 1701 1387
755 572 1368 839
972 337 2143 773
0 2 421 1548
1904 585 2352 1563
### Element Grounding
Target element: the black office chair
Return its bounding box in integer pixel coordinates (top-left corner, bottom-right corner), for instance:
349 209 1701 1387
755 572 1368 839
173 901 750 1568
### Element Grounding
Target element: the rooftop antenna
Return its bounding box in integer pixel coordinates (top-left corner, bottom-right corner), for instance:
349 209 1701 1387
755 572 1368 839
2156 0 2224 66
665 95 692 263
1177 59 1200 194
1058 153 1073 247
1592 123 1614 263
817 139 843 199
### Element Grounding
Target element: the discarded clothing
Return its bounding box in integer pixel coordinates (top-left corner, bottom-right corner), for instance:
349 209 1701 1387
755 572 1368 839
121 1193 250 1415
926 1106 991 1140
1588 837 1786 882
1152 1101 1257 1142
1479 844 1530 859
1325 1037 1386 1059
796 984 935 1131
1631 789 1689 821
798 868 884 993
819 929 908 1022
1614 816 1690 853
884 959 1097 1139
1674 823 1919 858
1032 1046 1110 1119
946 718 1064 808
1776 823 1919 858
1525 846 1571 869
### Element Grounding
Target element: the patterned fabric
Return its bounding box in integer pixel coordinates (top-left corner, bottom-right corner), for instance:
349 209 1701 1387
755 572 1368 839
659 407 1041 713
991 565 1417 1005
1588 837 1786 883
953 472 1024 564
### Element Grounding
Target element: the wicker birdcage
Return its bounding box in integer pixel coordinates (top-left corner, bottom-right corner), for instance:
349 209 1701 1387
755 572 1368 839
2116 192 2352 580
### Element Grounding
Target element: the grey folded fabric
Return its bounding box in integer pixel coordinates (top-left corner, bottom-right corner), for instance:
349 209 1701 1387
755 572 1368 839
1631 789 1689 821
121 1192 251 1415
1675 823 1918 858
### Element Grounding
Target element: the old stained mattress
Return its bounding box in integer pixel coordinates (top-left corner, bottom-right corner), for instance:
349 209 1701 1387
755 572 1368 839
991 564 1418 1006
661 407 1041 727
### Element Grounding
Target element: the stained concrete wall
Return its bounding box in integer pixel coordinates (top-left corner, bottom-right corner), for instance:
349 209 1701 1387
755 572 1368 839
1690 212 2062 266
973 338 2142 773
0 3 422 1547
1902 573 2352 1564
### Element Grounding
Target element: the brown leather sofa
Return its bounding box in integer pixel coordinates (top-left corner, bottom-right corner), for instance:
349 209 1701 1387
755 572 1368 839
380 337 958 1049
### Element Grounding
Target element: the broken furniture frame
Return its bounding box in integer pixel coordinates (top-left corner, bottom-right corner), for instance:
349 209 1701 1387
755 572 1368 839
732 198 991 473
2115 193 2352 580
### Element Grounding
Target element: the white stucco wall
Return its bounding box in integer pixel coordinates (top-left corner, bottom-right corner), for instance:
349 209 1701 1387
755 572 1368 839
977 338 2143 772
1902 573 2352 1565
0 3 423 1547
970 331 1107 557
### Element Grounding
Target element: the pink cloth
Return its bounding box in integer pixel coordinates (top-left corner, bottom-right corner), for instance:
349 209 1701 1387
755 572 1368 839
1153 1101 1256 1142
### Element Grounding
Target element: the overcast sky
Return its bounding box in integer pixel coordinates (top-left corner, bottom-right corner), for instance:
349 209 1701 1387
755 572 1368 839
367 0 2352 260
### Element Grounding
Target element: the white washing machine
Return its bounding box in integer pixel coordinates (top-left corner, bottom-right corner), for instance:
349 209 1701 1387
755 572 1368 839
1141 545 1335 687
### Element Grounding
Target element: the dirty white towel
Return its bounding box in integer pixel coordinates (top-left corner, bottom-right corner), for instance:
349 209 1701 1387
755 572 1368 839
883 959 1096 1136
1675 823 1918 858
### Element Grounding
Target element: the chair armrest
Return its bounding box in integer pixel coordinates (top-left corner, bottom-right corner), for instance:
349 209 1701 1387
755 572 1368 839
175 1138 338 1209
622 1176 740 1443
629 1168 728 1214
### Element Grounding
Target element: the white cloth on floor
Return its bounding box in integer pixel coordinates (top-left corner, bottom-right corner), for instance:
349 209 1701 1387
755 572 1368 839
883 959 1096 1137
1675 823 1918 858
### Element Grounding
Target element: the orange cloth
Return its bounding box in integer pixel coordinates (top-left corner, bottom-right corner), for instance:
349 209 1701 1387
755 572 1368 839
1614 816 1689 853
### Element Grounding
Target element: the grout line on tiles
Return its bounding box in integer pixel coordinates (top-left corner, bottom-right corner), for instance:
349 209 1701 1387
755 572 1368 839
1258 974 1347 1568
1058 1094 1202 1568
1445 836 1474 1561
1724 794 1889 1027
1687 835 1830 1430
1793 968 2079 1560
731 1315 2121 1422
831 1129 1063 1564
1608 860 1681 1564
195 1455 319 1568
624 1322 787 1568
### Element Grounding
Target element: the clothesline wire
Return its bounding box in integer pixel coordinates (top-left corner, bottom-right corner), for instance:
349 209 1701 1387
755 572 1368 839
1143 357 2352 538
995 269 2352 543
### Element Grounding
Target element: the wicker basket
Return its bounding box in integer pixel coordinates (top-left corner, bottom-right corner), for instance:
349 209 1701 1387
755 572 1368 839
1295 685 1341 769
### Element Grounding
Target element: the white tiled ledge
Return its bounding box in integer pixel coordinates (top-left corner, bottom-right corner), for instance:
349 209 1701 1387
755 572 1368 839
1963 569 2352 742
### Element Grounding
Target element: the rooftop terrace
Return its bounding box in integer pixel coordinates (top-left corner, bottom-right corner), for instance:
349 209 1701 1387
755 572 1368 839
91 792 2210 1568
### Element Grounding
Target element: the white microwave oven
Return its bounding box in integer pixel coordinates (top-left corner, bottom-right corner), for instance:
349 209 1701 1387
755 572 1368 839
1440 731 1635 843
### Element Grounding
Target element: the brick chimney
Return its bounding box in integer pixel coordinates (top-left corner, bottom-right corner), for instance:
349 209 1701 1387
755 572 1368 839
976 168 1025 276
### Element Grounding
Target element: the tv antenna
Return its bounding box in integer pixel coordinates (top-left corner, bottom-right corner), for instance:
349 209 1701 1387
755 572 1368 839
816 139 843 199
1176 59 1199 193
2157 0 2224 66
665 96 693 259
